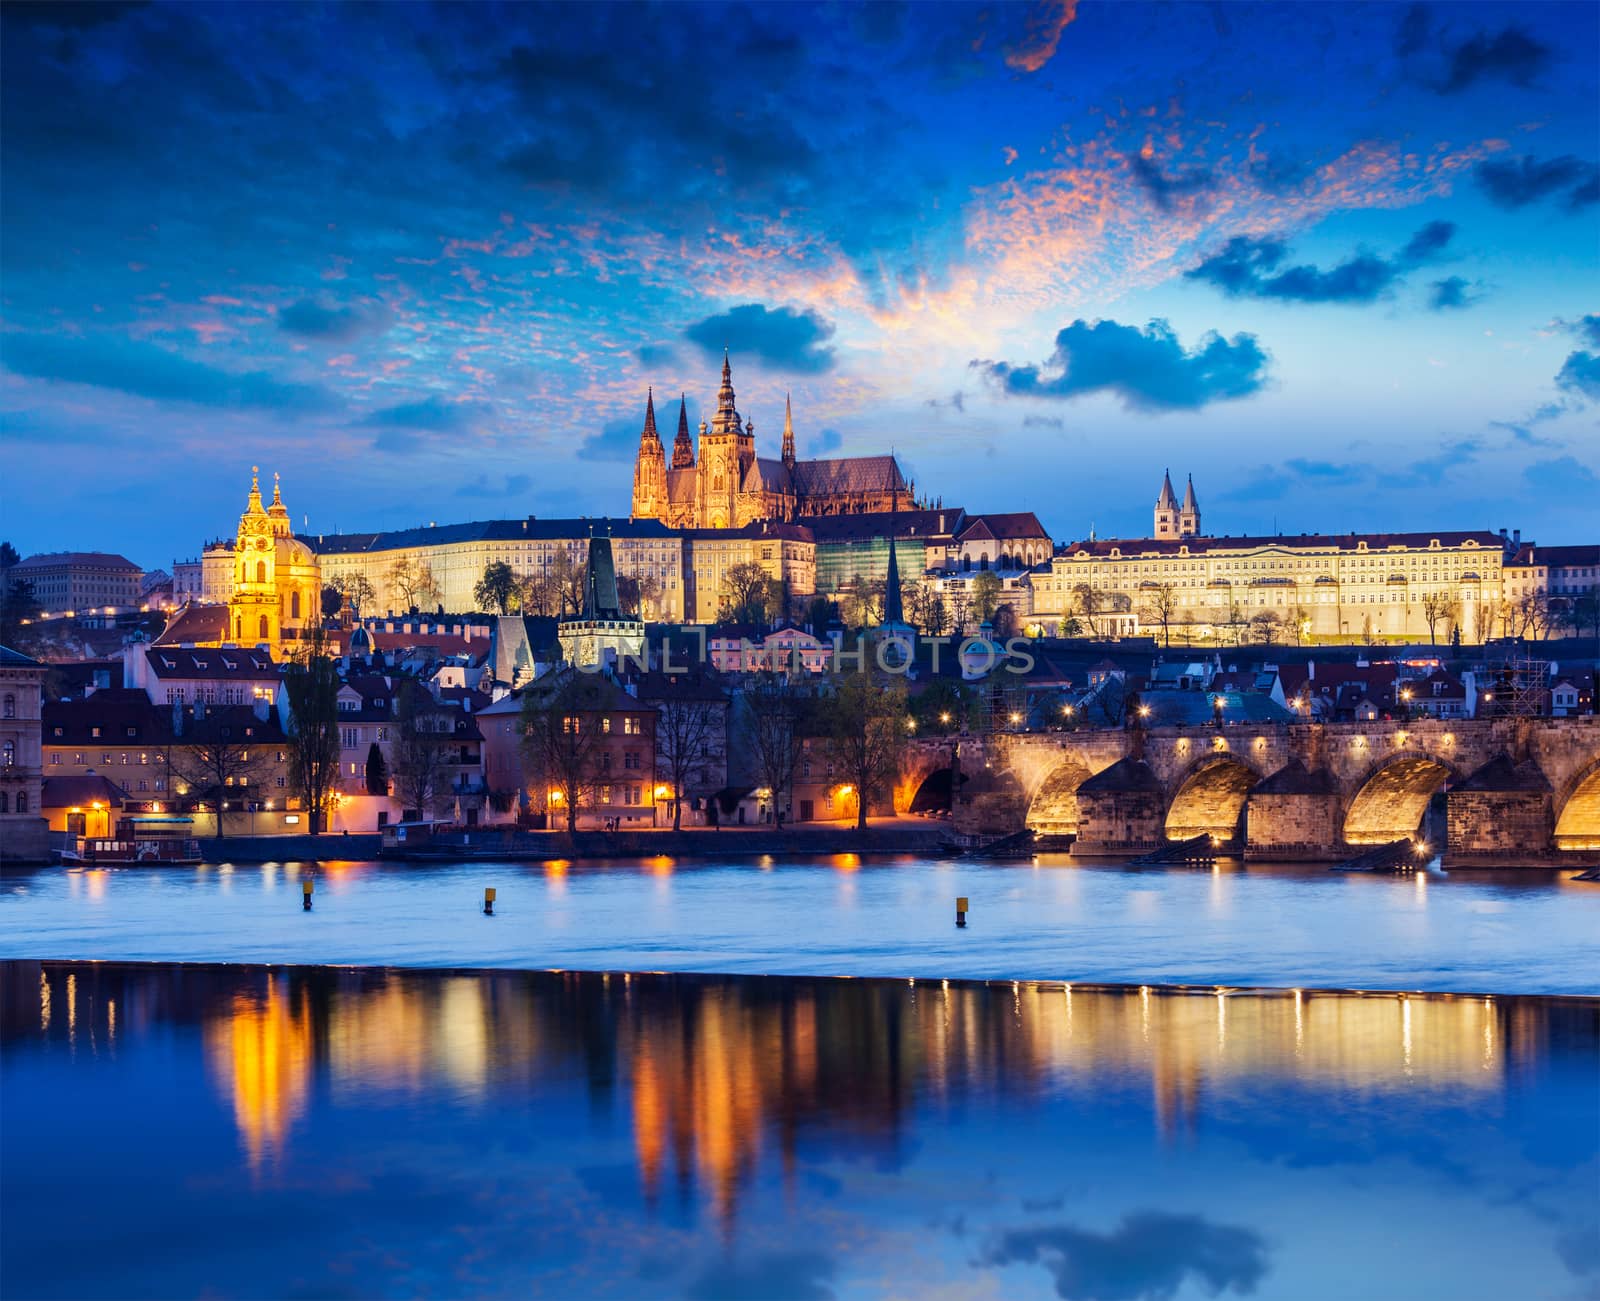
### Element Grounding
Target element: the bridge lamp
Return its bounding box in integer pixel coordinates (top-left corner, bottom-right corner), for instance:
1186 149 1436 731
940 711 952 724
1010 711 1023 725
905 718 917 733
1138 705 1151 719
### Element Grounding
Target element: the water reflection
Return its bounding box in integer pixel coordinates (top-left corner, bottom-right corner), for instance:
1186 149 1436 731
3 961 1596 1300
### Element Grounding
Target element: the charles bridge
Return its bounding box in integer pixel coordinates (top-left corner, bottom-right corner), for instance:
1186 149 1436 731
895 716 1600 865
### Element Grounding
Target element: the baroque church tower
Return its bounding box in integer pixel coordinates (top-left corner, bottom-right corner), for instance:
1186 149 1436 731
232 467 280 648
696 350 756 529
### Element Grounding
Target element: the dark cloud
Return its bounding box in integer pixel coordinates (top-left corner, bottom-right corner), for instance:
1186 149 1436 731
358 394 482 430
276 297 390 342
1524 454 1600 499
684 1250 835 1301
1556 351 1600 401
456 473 531 498
637 342 679 367
1428 276 1481 311
1022 413 1065 431
974 318 1269 411
1185 223 1454 304
684 304 837 374
0 331 328 411
1475 155 1600 211
979 1211 1270 1301
577 418 643 463
2 1 143 32
1439 25 1551 93
926 390 966 412
1128 153 1216 212
1571 315 1600 350
1394 3 1430 58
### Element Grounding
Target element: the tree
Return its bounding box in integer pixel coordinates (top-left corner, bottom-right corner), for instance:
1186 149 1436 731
0 576 43 650
1139 583 1178 648
0 542 19 570
720 561 772 627
921 589 950 636
389 557 441 612
1421 591 1460 649
948 588 971 636
970 571 1002 625
805 596 832 636
165 709 272 840
520 572 558 617
1475 598 1499 644
321 585 344 618
364 742 389 796
652 680 723 830
549 549 584 618
283 625 342 834
824 670 906 830
1563 587 1600 639
1287 602 1311 646
334 573 377 616
617 571 663 620
990 603 1016 639
520 670 607 832
910 678 972 734
743 672 804 825
1518 589 1552 640
475 561 520 615
1071 583 1103 639
1249 610 1281 645
393 679 451 820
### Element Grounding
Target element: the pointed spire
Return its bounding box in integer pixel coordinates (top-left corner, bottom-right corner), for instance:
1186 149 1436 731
671 394 695 468
1157 468 1178 510
712 348 741 437
781 392 796 465
641 387 660 445
246 465 265 514
1182 473 1198 513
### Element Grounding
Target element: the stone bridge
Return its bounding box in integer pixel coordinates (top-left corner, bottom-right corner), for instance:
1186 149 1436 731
896 716 1600 865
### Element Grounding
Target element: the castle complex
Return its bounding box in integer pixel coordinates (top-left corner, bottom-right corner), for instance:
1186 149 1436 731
630 353 911 528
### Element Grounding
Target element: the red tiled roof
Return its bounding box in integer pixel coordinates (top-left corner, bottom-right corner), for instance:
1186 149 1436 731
154 604 231 647
957 512 1051 543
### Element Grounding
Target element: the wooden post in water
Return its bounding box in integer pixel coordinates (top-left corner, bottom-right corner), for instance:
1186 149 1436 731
484 887 496 916
302 877 313 911
956 895 968 928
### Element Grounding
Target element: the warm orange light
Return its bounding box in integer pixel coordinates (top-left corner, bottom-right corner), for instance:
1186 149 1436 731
940 712 952 723
836 784 854 796
1138 705 1151 718
653 784 670 799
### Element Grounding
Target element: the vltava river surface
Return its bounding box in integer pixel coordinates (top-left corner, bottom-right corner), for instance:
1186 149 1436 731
2 856 1597 993
2 961 1595 1300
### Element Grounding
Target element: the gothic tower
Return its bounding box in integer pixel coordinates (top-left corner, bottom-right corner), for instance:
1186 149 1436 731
1179 474 1201 538
671 394 695 469
631 388 668 520
1154 469 1179 540
697 351 753 529
781 392 796 466
232 467 279 648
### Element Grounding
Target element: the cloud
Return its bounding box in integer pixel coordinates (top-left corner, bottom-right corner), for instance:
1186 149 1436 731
358 394 490 452
1556 351 1600 401
577 418 642 463
0 331 328 411
1569 315 1600 350
1394 4 1430 58
1523 455 1600 499
979 1211 1270 1301
1004 0 1078 73
456 473 532 498
683 304 837 374
1128 153 1216 213
1428 276 1481 311
1185 222 1454 304
1475 155 1600 211
974 318 1269 412
1022 413 1064 430
685 1250 835 1301
1438 25 1552 94
276 297 390 341
926 391 966 412
637 342 679 366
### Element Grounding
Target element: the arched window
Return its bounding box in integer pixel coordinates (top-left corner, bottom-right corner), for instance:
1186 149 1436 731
14 792 26 813
2 741 12 766
2 694 13 719
291 590 301 619
257 561 267 584
235 615 243 638
0 792 9 813
258 615 269 640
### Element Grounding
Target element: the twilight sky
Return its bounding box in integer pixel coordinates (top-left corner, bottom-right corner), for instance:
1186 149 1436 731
3 0 1597 568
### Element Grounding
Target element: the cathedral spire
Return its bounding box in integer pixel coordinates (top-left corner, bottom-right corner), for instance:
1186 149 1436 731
782 392 796 465
711 348 742 437
1157 468 1178 510
245 465 265 515
641 387 661 447
1182 474 1198 513
671 394 695 468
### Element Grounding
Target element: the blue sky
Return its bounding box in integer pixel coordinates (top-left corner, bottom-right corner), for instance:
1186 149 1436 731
2 1 1596 566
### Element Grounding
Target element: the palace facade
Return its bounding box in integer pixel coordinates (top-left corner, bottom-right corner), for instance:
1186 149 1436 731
630 354 910 529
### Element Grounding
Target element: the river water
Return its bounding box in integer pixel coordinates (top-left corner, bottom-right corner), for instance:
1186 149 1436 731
2 855 1597 994
2 960 1595 1301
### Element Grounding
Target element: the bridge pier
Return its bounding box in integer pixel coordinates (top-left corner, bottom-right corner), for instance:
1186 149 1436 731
1244 761 1339 862
1445 756 1556 867
1072 758 1164 855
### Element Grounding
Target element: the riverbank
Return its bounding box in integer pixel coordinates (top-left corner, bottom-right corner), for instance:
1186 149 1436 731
384 822 953 862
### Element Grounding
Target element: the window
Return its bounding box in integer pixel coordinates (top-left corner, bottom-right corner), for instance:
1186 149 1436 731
51 754 61 765
602 716 612 733
91 726 102 738
15 793 26 813
625 717 642 735
2 695 12 719
0 792 8 812
2 741 12 766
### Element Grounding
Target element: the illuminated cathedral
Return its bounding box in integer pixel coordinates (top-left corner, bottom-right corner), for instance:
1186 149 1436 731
630 353 912 529
228 468 321 653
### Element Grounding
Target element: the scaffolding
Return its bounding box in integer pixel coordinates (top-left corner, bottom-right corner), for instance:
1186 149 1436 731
1482 653 1551 717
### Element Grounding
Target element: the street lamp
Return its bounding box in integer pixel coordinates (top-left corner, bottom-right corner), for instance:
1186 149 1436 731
1212 696 1225 730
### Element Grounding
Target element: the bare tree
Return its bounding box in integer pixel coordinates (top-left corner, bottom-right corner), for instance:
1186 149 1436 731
1421 591 1460 649
392 679 452 820
520 670 607 831
282 625 342 834
823 671 906 830
1249 609 1281 645
1139 582 1178 647
720 561 773 626
1287 602 1311 646
333 573 377 616
743 672 804 826
388 557 442 612
650 679 723 830
166 707 274 840
1071 583 1103 639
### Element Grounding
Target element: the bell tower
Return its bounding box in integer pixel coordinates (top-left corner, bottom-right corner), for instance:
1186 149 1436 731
1154 469 1179 540
697 351 748 528
630 389 668 521
1179 474 1201 538
231 467 279 649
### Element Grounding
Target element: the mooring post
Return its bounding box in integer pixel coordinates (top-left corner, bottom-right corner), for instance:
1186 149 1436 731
956 895 968 928
484 886 496 916
302 877 313 911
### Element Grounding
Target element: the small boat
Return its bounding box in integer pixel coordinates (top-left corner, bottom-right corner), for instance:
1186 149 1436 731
58 816 202 866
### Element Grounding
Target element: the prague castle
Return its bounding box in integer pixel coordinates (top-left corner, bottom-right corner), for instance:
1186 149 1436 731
630 353 911 529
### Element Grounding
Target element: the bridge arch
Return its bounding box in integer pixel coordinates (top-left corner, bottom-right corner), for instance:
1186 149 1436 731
1342 751 1459 846
1025 756 1094 835
1554 758 1600 851
1164 754 1264 841
908 767 955 814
